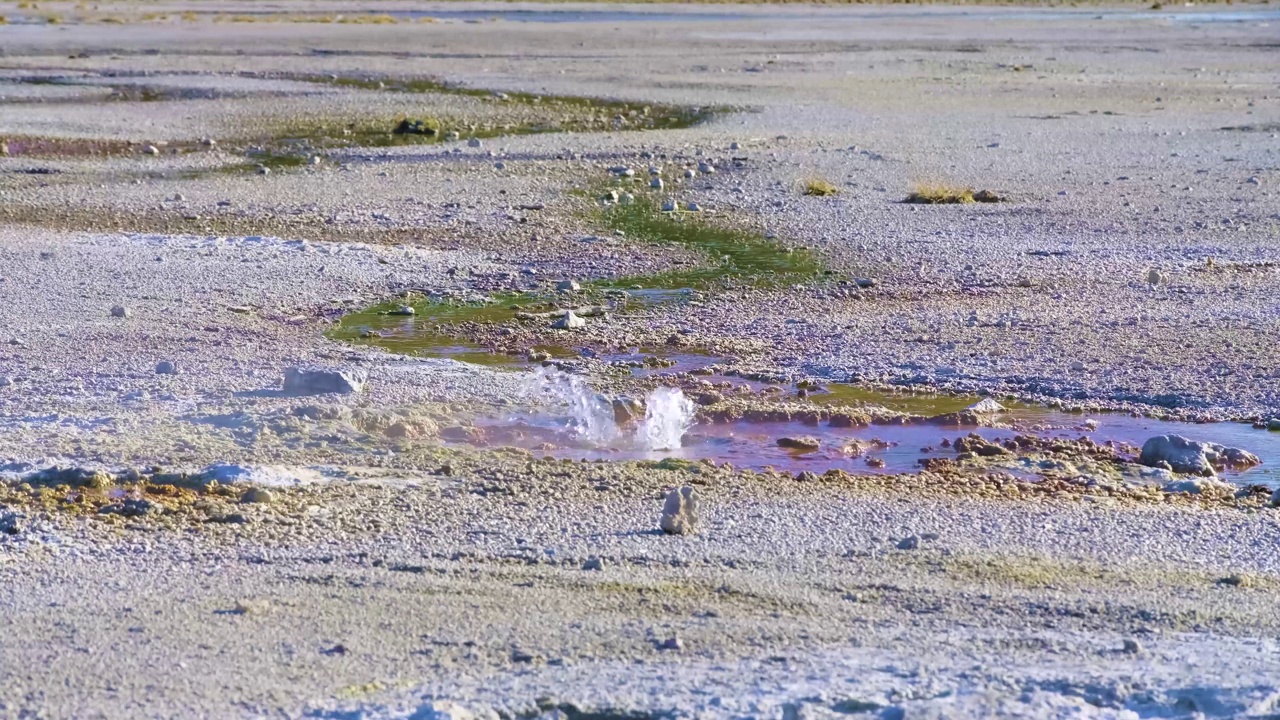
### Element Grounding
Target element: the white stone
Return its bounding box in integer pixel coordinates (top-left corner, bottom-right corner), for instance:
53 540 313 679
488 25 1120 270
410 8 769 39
660 485 699 535
282 367 367 395
413 701 482 720
551 311 586 330
965 398 1006 414
1140 434 1259 477
1162 477 1234 495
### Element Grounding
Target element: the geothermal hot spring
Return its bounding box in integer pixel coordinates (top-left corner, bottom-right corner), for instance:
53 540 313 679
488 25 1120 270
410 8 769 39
455 368 1280 488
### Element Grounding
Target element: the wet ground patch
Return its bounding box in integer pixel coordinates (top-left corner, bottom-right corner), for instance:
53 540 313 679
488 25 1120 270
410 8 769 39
287 72 719 133
0 135 208 159
1 70 721 173
332 191 824 363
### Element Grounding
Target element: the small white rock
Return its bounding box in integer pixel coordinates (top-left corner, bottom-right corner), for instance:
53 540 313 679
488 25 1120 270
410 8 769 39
660 485 699 535
966 398 1006 414
551 311 586 330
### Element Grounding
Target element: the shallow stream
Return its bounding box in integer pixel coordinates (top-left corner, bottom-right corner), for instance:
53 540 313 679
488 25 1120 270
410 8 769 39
451 368 1280 488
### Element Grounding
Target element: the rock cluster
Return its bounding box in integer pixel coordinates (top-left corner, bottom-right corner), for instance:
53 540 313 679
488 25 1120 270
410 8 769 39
1139 434 1260 476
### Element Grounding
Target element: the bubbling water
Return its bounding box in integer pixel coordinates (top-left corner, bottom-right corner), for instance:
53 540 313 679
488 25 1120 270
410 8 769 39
638 386 697 450
521 367 621 445
522 368 694 450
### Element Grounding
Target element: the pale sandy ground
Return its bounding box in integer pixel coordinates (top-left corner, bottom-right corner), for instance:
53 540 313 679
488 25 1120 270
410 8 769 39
1 4 1279 719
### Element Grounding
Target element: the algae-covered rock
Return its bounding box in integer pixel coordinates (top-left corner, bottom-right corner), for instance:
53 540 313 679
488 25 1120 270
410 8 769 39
777 436 821 451
393 117 441 136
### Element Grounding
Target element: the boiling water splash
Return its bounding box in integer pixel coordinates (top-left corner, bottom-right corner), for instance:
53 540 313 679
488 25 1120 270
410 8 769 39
521 367 620 444
638 386 697 450
521 368 694 450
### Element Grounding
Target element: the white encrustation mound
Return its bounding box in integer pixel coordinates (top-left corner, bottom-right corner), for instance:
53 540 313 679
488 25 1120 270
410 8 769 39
660 485 700 536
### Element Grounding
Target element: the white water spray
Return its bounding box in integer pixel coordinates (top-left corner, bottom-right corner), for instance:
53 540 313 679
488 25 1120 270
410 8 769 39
523 368 694 450
637 386 697 451
521 367 620 444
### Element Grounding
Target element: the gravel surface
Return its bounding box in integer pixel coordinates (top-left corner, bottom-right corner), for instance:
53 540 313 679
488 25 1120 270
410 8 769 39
1 3 1279 718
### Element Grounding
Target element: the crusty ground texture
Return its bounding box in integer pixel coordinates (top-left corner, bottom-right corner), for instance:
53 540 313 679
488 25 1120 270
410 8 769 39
1 3 1279 719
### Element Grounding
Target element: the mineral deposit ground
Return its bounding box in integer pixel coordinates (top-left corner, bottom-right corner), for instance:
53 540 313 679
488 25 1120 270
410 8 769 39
1 3 1280 719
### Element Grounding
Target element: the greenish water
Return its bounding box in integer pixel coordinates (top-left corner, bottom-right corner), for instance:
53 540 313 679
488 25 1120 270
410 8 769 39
807 385 984 415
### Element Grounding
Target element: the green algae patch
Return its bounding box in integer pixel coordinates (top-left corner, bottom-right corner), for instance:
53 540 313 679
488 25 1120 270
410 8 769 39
596 195 824 290
292 73 719 133
807 385 983 416
802 176 840 197
331 193 827 363
393 116 441 136
923 553 1261 594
